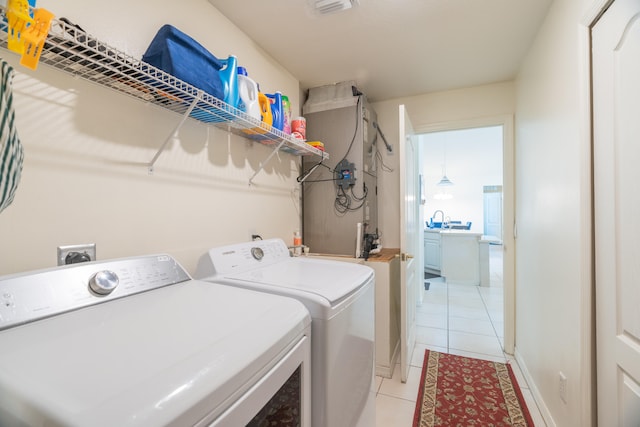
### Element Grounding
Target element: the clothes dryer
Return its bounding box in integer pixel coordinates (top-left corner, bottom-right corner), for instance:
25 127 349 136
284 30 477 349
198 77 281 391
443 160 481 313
196 238 375 427
0 254 311 426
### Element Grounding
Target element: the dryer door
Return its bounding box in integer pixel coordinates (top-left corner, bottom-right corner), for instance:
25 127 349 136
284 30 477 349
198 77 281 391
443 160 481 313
207 336 311 427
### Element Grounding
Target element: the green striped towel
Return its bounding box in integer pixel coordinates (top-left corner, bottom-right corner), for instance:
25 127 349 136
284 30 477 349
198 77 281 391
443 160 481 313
0 58 24 214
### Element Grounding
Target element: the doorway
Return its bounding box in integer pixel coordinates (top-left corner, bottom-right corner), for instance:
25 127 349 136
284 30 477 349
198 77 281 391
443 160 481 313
412 117 515 355
421 126 503 235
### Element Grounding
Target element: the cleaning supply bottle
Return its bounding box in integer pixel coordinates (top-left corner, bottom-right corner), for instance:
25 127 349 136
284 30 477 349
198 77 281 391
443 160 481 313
237 66 261 121
218 55 239 109
282 95 292 134
258 88 272 128
293 230 302 256
266 91 284 131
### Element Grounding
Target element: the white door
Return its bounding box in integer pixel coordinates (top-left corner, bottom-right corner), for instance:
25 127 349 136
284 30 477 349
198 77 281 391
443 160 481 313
593 0 640 424
483 186 503 241
399 105 419 383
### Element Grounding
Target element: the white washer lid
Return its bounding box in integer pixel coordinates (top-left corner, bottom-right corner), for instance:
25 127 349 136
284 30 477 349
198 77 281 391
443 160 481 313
0 280 310 427
225 257 374 305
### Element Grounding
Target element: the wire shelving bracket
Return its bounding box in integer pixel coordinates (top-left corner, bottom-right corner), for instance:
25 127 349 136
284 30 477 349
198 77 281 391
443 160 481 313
0 7 328 182
148 91 202 174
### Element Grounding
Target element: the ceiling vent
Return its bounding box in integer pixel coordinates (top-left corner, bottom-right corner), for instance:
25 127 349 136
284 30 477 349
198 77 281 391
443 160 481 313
309 0 359 15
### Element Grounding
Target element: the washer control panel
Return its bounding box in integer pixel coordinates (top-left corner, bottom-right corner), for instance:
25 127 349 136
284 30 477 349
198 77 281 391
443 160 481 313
88 270 120 295
0 255 190 331
250 247 265 261
202 238 291 276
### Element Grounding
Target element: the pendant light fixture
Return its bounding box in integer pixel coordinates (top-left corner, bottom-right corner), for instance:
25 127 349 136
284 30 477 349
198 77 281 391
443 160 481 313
437 172 454 187
434 136 453 199
436 138 454 187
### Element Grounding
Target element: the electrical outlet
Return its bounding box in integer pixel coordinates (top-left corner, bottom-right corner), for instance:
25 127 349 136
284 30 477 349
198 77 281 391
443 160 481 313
57 244 96 266
559 371 567 404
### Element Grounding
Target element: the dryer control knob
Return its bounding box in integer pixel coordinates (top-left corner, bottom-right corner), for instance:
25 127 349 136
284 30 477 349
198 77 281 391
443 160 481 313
251 247 264 261
89 270 119 295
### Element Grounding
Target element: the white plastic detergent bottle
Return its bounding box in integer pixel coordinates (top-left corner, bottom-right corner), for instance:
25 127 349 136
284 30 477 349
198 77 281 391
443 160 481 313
237 66 261 121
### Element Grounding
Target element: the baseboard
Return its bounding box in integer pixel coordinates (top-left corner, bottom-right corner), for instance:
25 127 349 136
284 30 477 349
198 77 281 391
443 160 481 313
514 347 556 427
390 340 400 372
375 365 393 378
376 341 400 379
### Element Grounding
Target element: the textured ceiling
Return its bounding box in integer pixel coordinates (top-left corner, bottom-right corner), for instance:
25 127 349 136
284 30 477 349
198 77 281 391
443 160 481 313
208 0 553 102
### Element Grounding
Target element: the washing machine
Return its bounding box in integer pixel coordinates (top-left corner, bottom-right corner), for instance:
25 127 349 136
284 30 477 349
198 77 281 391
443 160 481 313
196 238 376 427
0 254 311 427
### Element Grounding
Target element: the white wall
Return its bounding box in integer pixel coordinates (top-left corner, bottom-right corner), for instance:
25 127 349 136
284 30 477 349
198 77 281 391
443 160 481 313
513 0 595 425
0 0 304 275
421 126 503 234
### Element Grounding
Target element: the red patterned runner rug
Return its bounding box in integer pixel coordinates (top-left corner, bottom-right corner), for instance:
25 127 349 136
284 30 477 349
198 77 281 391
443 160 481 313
413 350 534 426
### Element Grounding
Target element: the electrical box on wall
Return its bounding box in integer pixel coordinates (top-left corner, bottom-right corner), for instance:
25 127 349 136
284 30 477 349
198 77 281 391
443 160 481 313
336 159 356 190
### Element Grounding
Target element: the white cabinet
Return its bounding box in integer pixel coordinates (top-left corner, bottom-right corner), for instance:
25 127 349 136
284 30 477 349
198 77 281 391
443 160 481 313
364 250 400 379
440 231 482 285
424 230 441 273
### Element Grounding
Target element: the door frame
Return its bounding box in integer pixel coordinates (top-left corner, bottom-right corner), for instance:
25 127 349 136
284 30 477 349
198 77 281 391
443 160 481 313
413 114 516 354
580 0 612 424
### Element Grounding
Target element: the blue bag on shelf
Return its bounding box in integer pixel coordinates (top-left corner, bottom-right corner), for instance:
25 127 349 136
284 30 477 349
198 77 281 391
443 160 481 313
142 25 224 100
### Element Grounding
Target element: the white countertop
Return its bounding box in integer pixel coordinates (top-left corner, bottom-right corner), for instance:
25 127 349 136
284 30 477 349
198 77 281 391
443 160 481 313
424 228 482 237
440 230 483 236
424 228 441 234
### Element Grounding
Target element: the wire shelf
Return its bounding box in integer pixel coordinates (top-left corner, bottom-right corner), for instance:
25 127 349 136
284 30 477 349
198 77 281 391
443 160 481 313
0 8 327 160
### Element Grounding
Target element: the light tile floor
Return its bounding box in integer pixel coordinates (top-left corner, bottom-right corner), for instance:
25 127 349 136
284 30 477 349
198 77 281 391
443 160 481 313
374 245 547 426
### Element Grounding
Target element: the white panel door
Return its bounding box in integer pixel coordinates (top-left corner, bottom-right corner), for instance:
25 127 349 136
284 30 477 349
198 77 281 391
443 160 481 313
483 186 503 241
399 105 418 383
593 0 640 424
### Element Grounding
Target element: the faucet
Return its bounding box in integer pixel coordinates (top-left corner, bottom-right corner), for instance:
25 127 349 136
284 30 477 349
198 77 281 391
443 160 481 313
432 210 444 227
